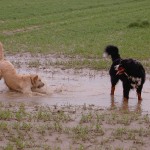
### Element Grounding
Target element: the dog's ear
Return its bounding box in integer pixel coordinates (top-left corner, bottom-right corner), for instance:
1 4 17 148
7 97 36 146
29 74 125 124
34 75 38 80
33 75 38 83
31 75 38 84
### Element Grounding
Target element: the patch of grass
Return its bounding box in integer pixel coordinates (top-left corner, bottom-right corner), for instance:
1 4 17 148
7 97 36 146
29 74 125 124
0 122 8 131
80 112 93 123
45 59 110 70
128 20 150 28
112 127 127 139
72 125 89 141
28 60 41 68
3 143 14 150
0 110 13 120
93 123 105 136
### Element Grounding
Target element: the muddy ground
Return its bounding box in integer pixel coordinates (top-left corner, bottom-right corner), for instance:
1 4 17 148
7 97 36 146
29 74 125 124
1 102 150 150
0 53 150 150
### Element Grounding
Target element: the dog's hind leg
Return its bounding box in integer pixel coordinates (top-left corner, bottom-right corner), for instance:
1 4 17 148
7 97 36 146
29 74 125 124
136 84 143 101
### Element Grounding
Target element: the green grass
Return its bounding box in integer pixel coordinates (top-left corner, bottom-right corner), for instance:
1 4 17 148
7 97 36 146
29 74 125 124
0 0 150 67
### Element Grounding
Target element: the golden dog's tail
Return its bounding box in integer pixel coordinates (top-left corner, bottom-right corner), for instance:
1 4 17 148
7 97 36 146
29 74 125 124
0 42 4 60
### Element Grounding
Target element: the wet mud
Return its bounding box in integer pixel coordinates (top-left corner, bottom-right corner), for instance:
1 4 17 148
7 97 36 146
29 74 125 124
0 62 150 114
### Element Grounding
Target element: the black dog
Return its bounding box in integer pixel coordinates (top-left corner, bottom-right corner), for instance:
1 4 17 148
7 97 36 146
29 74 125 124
103 45 145 101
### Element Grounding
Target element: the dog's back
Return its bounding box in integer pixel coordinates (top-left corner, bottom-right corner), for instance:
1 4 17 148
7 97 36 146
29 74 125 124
0 60 16 75
120 59 145 83
0 60 18 90
111 59 145 79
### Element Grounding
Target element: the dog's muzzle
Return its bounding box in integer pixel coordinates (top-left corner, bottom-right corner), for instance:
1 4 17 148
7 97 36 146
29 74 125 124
103 52 108 58
38 83 45 88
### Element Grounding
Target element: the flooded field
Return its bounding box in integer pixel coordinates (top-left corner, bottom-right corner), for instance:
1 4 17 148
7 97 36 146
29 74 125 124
0 65 150 114
1 54 150 150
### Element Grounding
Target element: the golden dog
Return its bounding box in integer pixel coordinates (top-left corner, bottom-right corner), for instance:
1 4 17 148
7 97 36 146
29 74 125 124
0 42 45 95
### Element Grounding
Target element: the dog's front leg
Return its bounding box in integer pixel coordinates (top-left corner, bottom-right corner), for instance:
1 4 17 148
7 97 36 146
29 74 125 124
32 91 46 96
22 87 33 96
23 91 46 96
137 93 142 101
123 83 130 101
110 77 119 95
32 87 47 94
111 86 115 95
136 84 143 101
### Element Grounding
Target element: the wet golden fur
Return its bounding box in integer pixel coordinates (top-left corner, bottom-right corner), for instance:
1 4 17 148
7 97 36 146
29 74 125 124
0 42 45 95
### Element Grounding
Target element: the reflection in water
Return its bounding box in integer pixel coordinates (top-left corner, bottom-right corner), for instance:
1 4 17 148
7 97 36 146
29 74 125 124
110 95 142 113
0 69 150 114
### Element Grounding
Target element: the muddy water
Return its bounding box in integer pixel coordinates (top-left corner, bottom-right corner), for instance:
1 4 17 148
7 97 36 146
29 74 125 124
0 68 150 113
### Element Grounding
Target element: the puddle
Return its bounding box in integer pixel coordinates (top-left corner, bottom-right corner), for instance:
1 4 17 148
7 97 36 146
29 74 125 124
0 67 150 114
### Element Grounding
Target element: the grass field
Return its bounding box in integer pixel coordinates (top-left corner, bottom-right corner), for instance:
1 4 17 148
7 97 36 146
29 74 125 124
0 0 150 68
